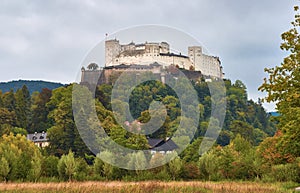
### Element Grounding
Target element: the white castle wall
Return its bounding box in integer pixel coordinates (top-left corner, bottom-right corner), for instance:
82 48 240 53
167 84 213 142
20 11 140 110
107 54 193 70
105 39 223 79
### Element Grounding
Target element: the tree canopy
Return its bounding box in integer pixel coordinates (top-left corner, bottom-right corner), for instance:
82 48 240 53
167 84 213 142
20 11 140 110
259 6 300 157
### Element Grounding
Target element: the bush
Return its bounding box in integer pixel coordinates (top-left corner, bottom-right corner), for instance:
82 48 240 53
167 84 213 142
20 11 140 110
57 150 77 181
182 162 200 180
263 163 300 182
42 155 59 177
74 157 90 181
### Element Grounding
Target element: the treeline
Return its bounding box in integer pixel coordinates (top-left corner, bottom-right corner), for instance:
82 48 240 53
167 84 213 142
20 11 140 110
0 80 64 94
1 132 299 182
0 78 297 183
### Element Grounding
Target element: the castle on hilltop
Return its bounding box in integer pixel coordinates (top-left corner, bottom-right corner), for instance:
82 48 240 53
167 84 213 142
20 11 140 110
105 39 223 78
80 39 224 86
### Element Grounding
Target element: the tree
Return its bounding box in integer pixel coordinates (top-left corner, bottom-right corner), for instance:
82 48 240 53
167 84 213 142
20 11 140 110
198 150 219 180
30 88 52 133
168 156 183 180
0 108 16 126
229 120 254 143
98 151 115 180
28 151 42 182
0 91 3 108
93 157 104 177
259 6 300 157
127 151 147 174
64 151 77 181
0 133 42 181
15 86 31 129
2 89 16 112
42 155 59 178
87 63 99 71
47 85 90 157
0 157 10 182
58 150 77 181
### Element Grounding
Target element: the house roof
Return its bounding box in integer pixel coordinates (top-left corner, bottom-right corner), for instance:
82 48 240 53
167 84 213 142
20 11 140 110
148 138 178 151
148 138 164 148
149 62 162 67
27 132 48 142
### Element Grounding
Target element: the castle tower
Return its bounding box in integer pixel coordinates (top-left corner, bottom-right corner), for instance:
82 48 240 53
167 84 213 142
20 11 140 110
105 39 121 66
188 46 222 78
188 46 202 69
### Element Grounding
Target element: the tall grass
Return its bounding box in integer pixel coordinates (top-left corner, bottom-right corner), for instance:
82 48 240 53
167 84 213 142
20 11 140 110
0 181 296 193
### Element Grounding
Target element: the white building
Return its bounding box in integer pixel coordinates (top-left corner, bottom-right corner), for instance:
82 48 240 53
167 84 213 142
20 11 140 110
27 131 49 148
105 39 224 79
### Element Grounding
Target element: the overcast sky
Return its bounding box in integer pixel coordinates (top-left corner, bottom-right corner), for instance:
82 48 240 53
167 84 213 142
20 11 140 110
0 0 297 111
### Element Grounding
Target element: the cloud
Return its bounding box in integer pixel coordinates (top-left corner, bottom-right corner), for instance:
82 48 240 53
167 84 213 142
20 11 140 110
0 0 296 111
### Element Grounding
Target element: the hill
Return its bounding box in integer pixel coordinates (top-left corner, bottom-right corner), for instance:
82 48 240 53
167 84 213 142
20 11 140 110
0 80 66 94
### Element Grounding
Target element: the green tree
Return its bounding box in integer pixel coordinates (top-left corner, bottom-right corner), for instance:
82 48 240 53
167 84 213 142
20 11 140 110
42 155 59 178
127 151 147 174
14 85 31 130
47 85 90 157
168 156 183 180
58 150 77 181
0 133 42 181
2 89 16 112
0 157 10 182
0 108 16 127
259 6 300 157
198 150 219 180
96 84 112 110
98 151 115 180
28 151 42 182
30 88 52 133
93 156 104 177
87 63 99 71
230 120 254 143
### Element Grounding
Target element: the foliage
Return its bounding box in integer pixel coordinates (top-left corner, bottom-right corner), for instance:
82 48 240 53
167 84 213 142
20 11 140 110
42 155 59 178
0 157 10 182
57 150 77 181
259 6 300 157
168 156 183 180
0 133 42 181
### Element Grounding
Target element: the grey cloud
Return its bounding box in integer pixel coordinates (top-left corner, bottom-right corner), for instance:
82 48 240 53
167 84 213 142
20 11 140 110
0 0 297 111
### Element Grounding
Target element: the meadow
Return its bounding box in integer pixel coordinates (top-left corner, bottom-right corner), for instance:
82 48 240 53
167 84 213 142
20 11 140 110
0 181 297 193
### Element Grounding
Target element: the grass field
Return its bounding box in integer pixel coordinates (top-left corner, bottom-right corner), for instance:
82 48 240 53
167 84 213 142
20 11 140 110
0 181 298 193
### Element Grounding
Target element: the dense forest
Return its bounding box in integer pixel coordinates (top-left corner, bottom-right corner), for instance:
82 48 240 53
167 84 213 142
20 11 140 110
0 77 295 183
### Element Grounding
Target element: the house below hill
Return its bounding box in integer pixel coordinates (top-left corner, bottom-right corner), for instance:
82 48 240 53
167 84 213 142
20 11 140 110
27 131 49 148
148 138 178 155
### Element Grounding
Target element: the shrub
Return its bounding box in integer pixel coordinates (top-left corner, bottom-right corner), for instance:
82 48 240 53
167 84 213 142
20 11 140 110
57 150 77 181
263 163 300 182
42 155 59 177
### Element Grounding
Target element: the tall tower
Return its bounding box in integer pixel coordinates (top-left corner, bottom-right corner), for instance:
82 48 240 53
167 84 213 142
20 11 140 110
105 39 121 66
188 46 202 69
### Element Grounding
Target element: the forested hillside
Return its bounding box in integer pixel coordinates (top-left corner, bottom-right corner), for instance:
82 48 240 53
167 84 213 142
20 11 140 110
0 80 65 94
0 78 291 182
